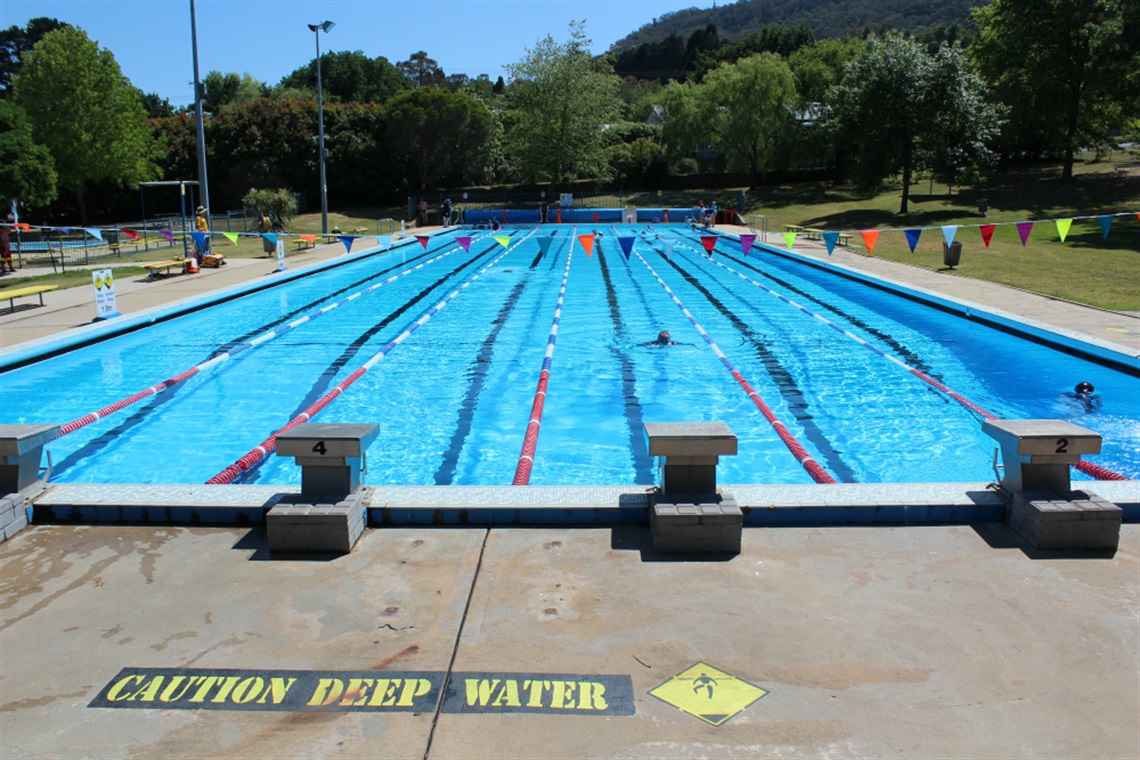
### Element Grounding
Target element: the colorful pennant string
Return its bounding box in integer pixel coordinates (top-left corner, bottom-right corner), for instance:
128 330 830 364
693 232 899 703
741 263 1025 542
861 230 879 256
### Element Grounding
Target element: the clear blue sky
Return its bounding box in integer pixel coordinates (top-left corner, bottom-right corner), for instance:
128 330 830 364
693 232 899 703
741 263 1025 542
2 0 712 106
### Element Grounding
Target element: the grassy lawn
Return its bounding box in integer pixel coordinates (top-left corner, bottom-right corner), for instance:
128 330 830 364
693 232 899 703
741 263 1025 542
749 158 1140 312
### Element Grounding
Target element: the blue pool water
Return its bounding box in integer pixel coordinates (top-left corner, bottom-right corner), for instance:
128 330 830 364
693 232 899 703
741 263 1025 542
2 225 1137 487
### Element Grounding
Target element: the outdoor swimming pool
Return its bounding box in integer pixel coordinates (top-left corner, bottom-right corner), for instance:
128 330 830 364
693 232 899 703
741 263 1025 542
2 224 1137 487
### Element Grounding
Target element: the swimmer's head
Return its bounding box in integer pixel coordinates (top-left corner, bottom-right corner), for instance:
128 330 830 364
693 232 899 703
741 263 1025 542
657 331 671 345
1075 381 1095 396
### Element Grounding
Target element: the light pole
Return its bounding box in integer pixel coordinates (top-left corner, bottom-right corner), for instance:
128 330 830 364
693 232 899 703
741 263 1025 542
308 20 334 235
189 0 210 228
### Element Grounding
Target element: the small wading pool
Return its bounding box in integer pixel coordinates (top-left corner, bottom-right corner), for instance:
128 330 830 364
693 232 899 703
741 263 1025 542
1 225 1137 487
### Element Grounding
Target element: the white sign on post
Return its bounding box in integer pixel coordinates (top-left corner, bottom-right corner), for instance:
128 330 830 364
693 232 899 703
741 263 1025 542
92 268 120 320
275 240 287 272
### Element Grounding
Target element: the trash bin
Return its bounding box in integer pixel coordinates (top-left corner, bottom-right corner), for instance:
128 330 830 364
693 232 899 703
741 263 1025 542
943 241 963 268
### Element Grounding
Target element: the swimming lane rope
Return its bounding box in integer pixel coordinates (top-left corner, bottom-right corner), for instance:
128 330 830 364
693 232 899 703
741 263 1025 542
687 236 1129 482
634 246 837 484
206 228 538 485
51 235 484 441
512 229 576 485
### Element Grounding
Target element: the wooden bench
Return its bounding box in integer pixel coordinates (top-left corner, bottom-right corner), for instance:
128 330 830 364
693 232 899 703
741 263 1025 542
144 259 187 278
1 284 59 312
798 227 852 247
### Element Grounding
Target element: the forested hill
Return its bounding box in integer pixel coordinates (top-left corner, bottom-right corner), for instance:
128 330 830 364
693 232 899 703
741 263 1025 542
612 0 987 51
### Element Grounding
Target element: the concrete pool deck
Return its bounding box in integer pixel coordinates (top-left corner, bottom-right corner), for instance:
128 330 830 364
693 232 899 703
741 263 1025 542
1 223 1139 758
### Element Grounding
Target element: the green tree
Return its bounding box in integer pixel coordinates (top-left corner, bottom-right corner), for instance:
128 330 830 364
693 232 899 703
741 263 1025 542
381 88 495 190
398 51 448 89
0 100 57 208
278 50 409 103
824 32 1002 214
970 0 1140 180
0 17 69 97
662 53 797 181
242 188 296 228
12 26 157 222
202 71 267 113
506 22 622 184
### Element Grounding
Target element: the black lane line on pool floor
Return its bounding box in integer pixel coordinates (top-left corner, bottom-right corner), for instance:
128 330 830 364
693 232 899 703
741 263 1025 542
48 242 497 481
435 234 586 484
686 232 941 380
236 242 508 484
433 277 534 485
210 240 458 359
657 247 857 484
596 241 654 485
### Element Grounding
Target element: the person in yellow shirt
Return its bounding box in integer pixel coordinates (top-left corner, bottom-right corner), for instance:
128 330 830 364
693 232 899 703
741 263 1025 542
193 205 210 260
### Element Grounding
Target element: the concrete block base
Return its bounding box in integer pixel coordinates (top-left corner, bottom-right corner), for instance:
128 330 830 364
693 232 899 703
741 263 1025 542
1 492 29 543
651 492 742 554
266 492 366 554
1009 490 1122 551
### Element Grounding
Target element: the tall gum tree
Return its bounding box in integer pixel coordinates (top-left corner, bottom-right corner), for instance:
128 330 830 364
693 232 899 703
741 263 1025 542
13 26 157 223
970 0 1140 180
506 21 622 184
824 32 1002 214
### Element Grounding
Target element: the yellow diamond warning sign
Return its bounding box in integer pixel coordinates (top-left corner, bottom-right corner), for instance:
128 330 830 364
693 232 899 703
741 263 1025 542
649 662 767 727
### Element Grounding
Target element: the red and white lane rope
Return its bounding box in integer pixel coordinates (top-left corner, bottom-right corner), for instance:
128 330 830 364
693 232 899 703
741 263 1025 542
692 239 1130 482
634 248 837 484
206 229 536 485
512 229 576 485
52 236 482 441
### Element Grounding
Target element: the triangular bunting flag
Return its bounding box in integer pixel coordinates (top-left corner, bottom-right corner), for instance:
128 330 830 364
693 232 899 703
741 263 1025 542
617 236 635 260
122 229 140 241
57 227 70 234
222 232 239 245
536 237 553 255
979 224 996 248
416 235 430 249
338 235 355 252
941 225 958 246
1016 222 1033 246
577 234 595 256
160 230 174 244
14 223 30 231
662 238 674 259
190 232 209 249
1097 215 1113 239
783 232 797 249
86 227 104 242
700 236 717 256
739 234 756 256
1055 218 1072 242
456 236 471 252
822 231 839 255
262 233 278 247
904 228 922 252
861 230 879 256
493 236 511 249
299 234 317 244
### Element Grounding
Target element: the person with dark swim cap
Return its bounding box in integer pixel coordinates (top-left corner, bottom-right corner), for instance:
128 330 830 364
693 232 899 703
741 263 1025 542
1063 381 1101 413
643 330 678 347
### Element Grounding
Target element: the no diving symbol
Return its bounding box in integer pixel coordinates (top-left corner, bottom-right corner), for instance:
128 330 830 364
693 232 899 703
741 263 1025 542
649 663 767 727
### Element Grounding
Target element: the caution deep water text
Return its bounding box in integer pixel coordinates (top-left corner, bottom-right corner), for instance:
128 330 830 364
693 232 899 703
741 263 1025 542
90 668 634 716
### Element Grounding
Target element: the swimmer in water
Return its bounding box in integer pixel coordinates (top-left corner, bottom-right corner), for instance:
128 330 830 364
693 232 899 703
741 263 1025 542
1062 381 1101 413
643 330 678 347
